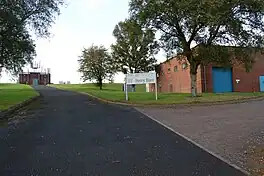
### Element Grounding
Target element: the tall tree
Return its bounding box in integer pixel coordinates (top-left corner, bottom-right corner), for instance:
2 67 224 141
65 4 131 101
78 44 116 90
0 16 36 74
111 18 159 74
129 0 264 96
0 0 65 75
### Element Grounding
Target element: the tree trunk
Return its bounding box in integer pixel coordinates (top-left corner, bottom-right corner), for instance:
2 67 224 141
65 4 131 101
185 53 198 96
190 73 197 97
98 78 103 90
189 61 199 97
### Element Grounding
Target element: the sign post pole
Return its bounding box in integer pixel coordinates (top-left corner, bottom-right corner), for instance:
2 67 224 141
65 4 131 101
125 75 128 101
155 77 158 100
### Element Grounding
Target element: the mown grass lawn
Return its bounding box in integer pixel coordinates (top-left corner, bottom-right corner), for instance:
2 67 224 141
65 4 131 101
0 84 39 111
51 83 264 105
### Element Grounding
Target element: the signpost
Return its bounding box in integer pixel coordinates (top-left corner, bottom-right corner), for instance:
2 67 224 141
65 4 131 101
125 72 157 101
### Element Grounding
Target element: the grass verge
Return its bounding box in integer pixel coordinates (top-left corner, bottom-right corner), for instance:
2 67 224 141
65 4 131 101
50 83 264 105
0 84 39 111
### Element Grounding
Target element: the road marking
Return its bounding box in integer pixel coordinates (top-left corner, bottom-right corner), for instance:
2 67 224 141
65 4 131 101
134 107 250 176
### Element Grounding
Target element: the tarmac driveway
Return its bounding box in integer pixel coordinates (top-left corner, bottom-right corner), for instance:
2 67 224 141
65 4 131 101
137 99 264 171
0 86 246 176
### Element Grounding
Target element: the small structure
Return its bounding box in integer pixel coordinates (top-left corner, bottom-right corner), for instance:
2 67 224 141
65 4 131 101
19 72 51 85
151 47 264 93
19 61 51 86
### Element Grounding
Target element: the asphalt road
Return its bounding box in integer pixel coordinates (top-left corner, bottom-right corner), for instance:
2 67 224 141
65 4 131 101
0 86 246 176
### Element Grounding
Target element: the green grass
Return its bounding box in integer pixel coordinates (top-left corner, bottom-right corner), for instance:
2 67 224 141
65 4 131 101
51 83 264 105
0 84 39 111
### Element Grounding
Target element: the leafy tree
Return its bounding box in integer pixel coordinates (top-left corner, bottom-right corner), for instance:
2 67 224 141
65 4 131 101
129 0 264 96
111 18 159 74
78 44 116 90
0 0 65 75
0 18 36 74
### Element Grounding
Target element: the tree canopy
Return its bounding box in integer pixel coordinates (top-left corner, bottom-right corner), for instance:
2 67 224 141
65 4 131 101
111 18 159 74
0 0 64 75
129 0 264 96
78 44 116 90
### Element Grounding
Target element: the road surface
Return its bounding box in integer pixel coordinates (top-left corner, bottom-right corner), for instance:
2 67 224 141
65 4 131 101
0 86 246 176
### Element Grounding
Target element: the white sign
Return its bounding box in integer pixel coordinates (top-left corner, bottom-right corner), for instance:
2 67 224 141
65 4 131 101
125 72 158 101
126 72 156 85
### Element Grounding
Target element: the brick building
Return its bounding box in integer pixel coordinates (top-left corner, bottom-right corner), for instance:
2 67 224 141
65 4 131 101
19 72 51 85
151 51 264 93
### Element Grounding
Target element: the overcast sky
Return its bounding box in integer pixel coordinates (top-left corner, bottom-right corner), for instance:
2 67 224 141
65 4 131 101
1 0 167 84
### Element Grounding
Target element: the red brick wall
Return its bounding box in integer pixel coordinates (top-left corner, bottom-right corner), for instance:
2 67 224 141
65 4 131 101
152 57 202 93
19 74 31 84
201 64 214 93
200 65 209 92
203 52 264 93
19 74 24 84
232 53 264 92
152 52 264 93
29 73 39 85
39 74 51 85
19 73 51 85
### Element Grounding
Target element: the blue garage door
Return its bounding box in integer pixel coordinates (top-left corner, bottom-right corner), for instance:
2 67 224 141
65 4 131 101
260 76 264 92
212 67 233 93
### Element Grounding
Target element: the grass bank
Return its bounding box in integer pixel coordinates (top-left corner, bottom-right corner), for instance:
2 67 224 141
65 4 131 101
50 83 264 105
0 84 39 111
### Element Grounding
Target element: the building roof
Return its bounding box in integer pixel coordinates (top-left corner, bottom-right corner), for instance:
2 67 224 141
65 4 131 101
157 44 262 66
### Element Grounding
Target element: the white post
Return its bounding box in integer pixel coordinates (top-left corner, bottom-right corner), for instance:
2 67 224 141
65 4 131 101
125 75 128 101
155 80 158 100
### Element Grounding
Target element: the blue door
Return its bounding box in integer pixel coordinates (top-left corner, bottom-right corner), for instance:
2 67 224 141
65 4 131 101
260 76 264 92
33 79 38 86
212 67 233 93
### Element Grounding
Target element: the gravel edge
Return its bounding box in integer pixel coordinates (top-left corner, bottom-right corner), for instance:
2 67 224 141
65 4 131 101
135 107 251 176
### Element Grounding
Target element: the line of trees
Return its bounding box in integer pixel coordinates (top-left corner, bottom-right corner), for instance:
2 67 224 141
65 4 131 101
2 1 264 96
78 18 160 90
79 0 264 96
